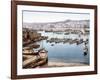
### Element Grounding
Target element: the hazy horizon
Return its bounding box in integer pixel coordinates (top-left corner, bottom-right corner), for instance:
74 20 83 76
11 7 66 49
23 11 90 23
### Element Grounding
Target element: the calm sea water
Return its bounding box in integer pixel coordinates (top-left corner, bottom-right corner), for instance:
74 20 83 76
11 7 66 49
36 31 90 64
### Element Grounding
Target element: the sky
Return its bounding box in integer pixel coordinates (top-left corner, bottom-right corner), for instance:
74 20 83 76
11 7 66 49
23 10 90 23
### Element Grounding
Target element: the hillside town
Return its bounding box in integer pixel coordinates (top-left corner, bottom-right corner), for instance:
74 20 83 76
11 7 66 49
23 20 89 33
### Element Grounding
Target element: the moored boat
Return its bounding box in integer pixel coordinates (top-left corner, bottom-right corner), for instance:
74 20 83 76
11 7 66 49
23 48 48 68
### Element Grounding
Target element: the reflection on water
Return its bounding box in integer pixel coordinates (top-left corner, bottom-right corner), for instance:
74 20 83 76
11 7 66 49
35 31 89 65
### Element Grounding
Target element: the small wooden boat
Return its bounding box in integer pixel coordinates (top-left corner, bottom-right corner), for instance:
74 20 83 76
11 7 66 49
23 49 33 54
38 48 48 59
29 44 40 49
23 47 34 54
23 48 48 68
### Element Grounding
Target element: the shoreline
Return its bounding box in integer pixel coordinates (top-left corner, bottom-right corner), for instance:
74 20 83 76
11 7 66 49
44 61 89 67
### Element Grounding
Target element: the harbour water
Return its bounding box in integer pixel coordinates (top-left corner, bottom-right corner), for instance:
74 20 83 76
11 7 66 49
34 31 90 66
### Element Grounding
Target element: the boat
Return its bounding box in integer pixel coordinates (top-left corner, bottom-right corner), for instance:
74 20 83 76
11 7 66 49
23 48 48 68
51 44 54 46
64 32 69 35
76 39 83 45
38 48 48 59
23 47 33 54
83 46 88 56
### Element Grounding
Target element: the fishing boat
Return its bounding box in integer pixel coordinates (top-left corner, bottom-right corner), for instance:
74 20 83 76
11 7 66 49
51 44 54 46
23 47 34 54
38 48 48 59
83 45 88 56
31 48 48 68
23 48 48 68
76 39 83 45
64 32 69 35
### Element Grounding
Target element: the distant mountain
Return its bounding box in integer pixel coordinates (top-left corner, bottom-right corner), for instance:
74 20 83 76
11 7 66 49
23 20 90 31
